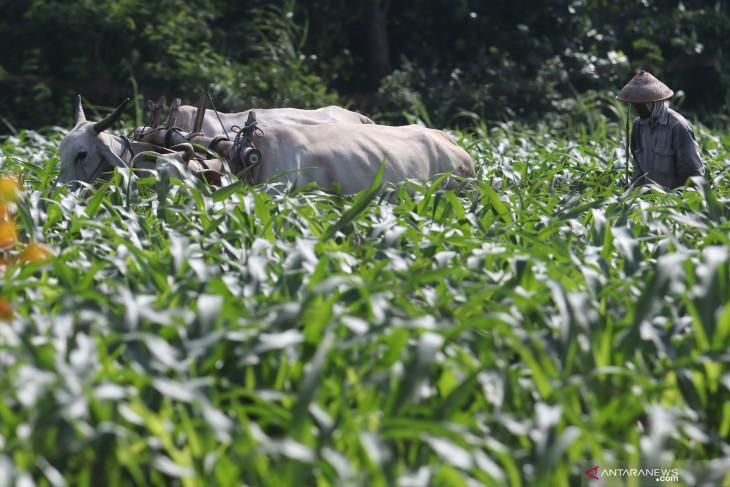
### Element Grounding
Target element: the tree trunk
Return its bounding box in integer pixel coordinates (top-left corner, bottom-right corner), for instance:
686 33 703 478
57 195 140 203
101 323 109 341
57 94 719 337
363 0 392 91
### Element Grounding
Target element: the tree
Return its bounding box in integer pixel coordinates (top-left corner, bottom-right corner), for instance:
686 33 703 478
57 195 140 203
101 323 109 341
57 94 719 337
363 0 392 90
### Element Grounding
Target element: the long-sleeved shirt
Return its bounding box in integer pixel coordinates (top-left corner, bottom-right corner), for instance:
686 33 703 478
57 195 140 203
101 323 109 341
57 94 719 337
629 108 704 188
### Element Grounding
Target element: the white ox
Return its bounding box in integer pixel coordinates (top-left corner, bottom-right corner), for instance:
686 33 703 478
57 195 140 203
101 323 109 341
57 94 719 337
243 122 475 193
57 97 475 194
167 104 374 137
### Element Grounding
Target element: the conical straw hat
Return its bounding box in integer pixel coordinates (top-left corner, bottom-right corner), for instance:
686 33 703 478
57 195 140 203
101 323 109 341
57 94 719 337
616 71 673 103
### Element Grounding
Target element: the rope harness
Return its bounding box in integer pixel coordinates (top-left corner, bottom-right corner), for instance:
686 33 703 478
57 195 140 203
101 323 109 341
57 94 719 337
208 136 228 151
120 135 135 160
163 128 186 148
230 120 264 182
201 90 230 141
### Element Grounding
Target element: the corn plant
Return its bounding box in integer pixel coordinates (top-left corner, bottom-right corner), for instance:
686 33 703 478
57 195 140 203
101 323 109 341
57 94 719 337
0 120 729 486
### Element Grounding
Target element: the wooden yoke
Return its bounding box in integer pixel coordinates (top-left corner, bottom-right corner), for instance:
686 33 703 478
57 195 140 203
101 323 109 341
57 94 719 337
148 96 166 129
191 84 211 135
165 98 182 129
134 127 262 179
135 86 263 184
136 128 233 161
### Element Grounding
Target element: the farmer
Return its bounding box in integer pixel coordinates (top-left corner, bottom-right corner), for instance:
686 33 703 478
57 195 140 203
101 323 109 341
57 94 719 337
616 70 704 188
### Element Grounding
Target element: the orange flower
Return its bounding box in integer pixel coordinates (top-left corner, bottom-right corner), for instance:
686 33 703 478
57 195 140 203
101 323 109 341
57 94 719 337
0 220 17 248
20 243 51 263
0 296 12 320
0 175 21 203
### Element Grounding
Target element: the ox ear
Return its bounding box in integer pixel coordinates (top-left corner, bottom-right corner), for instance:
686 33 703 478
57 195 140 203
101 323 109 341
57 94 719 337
93 98 131 134
99 140 129 170
75 95 86 124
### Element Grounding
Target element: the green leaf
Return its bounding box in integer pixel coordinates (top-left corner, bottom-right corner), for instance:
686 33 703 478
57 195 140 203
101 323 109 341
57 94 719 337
484 185 512 224
212 180 244 202
320 160 384 241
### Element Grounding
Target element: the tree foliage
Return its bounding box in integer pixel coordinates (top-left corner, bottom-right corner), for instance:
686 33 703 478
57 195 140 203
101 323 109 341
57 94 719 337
297 0 730 126
0 0 337 132
1 0 729 131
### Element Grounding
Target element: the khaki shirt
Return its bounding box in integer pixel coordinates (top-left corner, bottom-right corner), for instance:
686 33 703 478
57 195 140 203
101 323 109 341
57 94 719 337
630 108 704 188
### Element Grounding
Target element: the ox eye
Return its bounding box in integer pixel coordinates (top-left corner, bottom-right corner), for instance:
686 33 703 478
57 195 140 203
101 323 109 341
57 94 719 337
76 150 87 162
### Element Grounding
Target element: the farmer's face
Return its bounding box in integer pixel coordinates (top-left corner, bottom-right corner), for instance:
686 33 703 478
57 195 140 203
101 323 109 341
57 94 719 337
632 103 650 119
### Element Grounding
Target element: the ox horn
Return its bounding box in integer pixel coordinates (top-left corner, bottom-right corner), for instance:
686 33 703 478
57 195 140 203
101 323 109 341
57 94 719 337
75 95 86 123
93 98 131 134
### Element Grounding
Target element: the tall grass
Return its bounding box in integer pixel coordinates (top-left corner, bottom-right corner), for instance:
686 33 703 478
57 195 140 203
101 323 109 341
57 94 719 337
0 112 729 486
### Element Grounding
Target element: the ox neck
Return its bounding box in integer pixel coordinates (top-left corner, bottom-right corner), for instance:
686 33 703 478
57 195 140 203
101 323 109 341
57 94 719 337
106 133 134 166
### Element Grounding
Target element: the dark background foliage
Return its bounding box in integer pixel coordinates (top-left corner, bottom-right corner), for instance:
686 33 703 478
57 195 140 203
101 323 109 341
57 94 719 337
1 0 729 133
